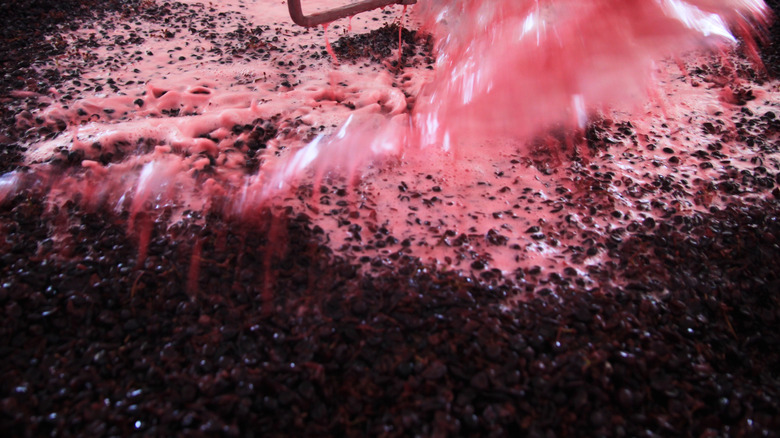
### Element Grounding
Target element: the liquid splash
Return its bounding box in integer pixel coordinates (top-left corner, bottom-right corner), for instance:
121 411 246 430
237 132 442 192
244 0 770 209
0 0 773 273
413 0 769 146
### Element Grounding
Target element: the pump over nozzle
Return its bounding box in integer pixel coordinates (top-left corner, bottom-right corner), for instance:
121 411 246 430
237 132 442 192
287 0 417 27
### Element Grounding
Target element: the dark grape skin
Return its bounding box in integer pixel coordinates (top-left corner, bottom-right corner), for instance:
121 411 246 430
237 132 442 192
1 187 779 436
1 0 780 436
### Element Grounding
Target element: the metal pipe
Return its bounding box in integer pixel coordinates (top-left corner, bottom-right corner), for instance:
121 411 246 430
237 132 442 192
288 0 416 28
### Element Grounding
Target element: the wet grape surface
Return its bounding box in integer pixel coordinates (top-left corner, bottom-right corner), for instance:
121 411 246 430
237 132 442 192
1 1 780 437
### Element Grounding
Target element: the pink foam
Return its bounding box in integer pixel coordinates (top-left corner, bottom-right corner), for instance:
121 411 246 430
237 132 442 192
2 0 773 290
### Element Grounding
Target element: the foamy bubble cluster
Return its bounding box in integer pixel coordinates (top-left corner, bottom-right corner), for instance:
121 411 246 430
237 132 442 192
0 0 774 277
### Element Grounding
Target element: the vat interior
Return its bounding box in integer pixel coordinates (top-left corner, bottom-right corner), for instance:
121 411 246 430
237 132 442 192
0 1 779 436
